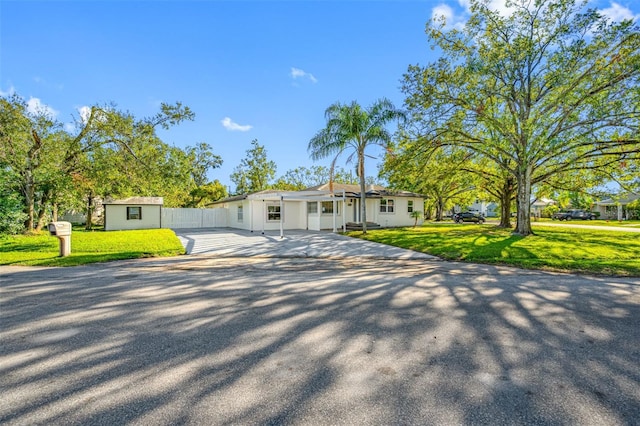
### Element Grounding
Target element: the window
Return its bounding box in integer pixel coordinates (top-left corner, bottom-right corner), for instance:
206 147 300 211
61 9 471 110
321 201 338 214
127 206 142 220
407 200 414 213
380 199 394 213
267 204 281 221
307 202 318 214
237 205 243 222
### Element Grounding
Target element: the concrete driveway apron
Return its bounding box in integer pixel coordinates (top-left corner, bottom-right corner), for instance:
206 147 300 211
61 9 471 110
174 228 437 260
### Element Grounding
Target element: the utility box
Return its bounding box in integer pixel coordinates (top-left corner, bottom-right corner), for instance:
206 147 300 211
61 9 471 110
48 221 72 256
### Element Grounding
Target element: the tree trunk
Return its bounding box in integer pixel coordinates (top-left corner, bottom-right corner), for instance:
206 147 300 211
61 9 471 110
22 171 35 232
35 189 52 231
515 166 533 235
358 152 367 234
498 176 515 228
22 130 43 232
85 191 94 230
435 197 445 221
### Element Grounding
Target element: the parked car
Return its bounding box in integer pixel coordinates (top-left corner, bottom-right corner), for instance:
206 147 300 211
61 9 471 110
552 209 597 221
453 211 485 223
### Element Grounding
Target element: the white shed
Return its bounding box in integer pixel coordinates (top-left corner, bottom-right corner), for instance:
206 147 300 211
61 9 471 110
103 197 163 231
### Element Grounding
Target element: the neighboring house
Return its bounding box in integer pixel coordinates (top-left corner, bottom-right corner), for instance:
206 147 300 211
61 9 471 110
59 196 105 225
456 200 498 217
103 197 163 231
531 198 557 217
208 183 425 232
594 194 640 220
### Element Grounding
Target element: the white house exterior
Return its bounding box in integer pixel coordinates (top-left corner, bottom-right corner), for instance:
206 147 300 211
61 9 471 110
209 183 425 232
594 194 640 220
531 198 557 217
103 197 163 231
458 200 498 217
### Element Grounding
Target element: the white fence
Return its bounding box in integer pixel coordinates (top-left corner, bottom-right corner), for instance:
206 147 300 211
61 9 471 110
161 208 228 229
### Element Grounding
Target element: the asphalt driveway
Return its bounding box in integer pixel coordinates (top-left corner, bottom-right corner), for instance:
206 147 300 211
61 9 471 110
1 231 639 425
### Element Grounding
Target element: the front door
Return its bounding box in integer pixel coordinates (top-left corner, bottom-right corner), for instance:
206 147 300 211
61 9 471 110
353 199 359 222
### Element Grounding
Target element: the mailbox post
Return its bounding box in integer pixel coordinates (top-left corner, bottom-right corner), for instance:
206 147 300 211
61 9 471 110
48 221 72 257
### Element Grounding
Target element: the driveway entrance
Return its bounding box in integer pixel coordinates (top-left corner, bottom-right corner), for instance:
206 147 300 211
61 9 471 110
173 228 437 260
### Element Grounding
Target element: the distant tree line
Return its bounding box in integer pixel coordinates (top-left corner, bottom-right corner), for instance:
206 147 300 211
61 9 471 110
0 93 226 234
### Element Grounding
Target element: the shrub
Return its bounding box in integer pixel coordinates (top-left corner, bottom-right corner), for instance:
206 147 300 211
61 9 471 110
0 191 26 235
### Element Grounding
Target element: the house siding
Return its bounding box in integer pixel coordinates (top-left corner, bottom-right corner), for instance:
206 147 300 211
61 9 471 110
104 205 161 231
208 188 425 231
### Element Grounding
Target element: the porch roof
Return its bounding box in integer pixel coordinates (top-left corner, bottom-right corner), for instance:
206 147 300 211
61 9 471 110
208 184 425 206
596 194 639 206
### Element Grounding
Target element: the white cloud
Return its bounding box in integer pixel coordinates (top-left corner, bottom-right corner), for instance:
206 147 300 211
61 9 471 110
600 2 639 23
290 67 318 84
431 0 519 29
0 85 16 97
78 105 92 123
221 117 252 132
486 0 516 16
431 2 469 30
26 97 58 118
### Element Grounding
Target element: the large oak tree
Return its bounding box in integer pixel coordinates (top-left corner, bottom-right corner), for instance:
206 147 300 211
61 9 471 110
403 0 640 235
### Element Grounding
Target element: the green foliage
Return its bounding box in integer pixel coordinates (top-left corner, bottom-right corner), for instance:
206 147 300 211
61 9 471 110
403 0 640 235
0 228 184 266
0 182 27 235
627 198 640 219
185 142 223 187
410 210 423 227
568 192 594 210
230 139 276 194
382 142 480 220
348 224 640 276
271 165 366 190
187 180 228 207
308 98 405 232
542 205 559 218
0 92 219 228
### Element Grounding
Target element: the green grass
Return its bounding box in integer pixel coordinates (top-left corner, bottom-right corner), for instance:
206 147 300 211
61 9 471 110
347 223 640 276
0 228 185 267
534 218 640 227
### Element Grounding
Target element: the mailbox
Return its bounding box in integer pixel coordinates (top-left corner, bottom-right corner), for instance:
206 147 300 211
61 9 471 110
48 221 72 256
48 221 71 236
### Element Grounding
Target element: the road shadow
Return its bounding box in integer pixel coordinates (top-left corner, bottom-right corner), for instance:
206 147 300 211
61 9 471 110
1 258 639 424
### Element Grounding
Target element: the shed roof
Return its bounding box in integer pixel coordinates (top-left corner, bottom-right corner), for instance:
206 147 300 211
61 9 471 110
103 197 164 205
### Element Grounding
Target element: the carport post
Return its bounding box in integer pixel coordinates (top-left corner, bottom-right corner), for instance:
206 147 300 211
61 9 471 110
332 196 337 233
342 191 346 233
261 200 265 235
280 196 284 239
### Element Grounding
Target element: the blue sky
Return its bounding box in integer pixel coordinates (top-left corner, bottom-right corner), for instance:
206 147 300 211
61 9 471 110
2 0 638 191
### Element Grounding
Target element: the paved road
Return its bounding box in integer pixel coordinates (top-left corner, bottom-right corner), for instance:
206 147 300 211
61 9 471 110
1 233 639 425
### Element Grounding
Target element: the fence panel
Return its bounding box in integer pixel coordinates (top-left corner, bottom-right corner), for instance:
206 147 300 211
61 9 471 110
161 208 228 229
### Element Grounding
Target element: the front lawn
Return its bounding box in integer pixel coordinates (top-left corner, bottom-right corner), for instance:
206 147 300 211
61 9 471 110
0 228 185 267
347 223 640 276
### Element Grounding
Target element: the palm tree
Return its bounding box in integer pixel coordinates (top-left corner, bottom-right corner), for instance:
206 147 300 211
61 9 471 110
308 99 405 233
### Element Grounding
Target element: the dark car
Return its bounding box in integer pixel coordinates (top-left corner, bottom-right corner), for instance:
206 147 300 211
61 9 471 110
453 211 485 224
552 209 597 221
